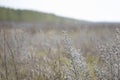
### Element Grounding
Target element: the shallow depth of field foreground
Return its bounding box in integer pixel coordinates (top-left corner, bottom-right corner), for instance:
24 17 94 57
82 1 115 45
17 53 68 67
0 26 120 80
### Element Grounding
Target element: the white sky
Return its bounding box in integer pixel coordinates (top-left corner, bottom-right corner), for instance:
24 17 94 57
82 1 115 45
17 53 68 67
0 0 120 22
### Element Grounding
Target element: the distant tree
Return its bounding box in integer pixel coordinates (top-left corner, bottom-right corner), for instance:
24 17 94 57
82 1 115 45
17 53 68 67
17 10 22 21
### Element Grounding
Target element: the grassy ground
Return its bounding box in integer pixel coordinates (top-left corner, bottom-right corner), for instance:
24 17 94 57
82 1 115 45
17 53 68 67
0 27 116 80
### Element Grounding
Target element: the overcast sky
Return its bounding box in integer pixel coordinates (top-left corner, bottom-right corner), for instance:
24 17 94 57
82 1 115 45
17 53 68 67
0 0 120 22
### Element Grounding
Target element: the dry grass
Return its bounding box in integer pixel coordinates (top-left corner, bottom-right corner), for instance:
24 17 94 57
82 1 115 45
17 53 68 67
0 27 118 80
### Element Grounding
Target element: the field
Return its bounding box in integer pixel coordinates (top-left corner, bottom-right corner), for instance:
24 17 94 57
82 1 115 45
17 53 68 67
0 7 120 80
